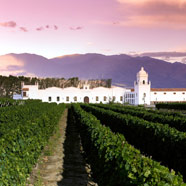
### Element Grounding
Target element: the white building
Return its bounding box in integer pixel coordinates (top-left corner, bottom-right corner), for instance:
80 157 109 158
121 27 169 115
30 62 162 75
21 81 130 104
20 67 186 105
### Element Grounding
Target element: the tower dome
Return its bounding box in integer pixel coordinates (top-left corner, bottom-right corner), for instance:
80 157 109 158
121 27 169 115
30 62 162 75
137 67 148 77
136 67 149 84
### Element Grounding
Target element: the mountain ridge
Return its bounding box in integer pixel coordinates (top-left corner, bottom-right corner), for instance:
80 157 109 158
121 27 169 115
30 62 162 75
0 52 186 88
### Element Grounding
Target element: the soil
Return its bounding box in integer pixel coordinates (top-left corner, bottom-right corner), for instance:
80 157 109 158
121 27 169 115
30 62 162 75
27 109 97 186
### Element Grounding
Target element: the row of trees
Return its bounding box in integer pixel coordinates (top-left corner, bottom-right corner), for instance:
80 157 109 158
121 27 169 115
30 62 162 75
0 75 112 98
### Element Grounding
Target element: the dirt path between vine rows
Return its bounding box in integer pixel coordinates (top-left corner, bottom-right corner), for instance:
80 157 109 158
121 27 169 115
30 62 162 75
28 109 97 186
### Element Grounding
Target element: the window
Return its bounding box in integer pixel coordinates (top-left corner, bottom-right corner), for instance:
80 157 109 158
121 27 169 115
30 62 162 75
66 96 69 101
96 96 99 101
57 97 60 102
74 96 77 101
48 97 52 102
120 96 123 101
23 92 27 97
104 96 107 101
113 96 116 101
143 93 146 97
143 80 145 84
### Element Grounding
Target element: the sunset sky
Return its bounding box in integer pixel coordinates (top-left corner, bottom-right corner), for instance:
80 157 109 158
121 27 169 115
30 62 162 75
0 0 186 58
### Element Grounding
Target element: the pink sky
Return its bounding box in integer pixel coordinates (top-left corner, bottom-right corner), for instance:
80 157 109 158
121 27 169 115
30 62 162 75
0 0 186 58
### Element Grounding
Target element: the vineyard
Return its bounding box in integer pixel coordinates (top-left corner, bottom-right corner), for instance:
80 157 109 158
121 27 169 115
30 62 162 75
0 99 65 185
0 99 186 185
156 102 186 111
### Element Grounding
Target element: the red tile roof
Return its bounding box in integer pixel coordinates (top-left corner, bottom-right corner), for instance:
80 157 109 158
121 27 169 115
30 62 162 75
22 88 29 91
151 88 186 92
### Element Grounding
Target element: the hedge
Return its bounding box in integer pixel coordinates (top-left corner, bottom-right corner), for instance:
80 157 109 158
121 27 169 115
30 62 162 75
0 100 65 185
93 104 186 132
81 104 186 178
0 98 23 107
156 103 186 111
71 104 185 186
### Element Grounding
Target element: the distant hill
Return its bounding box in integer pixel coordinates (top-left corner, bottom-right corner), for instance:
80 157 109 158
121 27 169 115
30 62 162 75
1 53 186 88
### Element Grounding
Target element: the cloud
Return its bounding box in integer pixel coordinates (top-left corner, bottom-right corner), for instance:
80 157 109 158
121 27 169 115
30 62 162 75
36 25 58 31
36 27 44 31
0 55 24 76
140 52 186 57
0 55 24 69
0 21 17 28
0 21 29 32
54 25 58 30
117 0 186 5
19 27 28 32
17 72 37 77
87 42 94 46
112 21 120 25
137 51 186 63
70 26 83 30
116 0 186 28
181 58 186 63
102 49 112 52
0 21 59 32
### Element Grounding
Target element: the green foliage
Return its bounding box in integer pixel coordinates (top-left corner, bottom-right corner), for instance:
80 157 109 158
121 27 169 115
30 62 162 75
106 104 184 117
0 100 65 185
156 103 186 110
0 98 23 107
81 104 186 179
94 104 186 132
71 104 186 186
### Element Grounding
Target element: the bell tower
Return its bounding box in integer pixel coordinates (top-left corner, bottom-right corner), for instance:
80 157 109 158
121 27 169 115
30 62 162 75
134 67 151 105
83 81 90 90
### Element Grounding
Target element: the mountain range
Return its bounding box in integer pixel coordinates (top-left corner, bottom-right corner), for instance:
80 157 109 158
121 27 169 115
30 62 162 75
1 53 186 88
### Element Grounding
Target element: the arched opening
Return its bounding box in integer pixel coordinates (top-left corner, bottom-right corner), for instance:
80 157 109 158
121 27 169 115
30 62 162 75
84 96 89 103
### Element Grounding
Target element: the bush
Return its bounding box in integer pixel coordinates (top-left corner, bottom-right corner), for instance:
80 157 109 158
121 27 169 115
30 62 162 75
71 104 186 186
81 104 186 178
0 100 65 185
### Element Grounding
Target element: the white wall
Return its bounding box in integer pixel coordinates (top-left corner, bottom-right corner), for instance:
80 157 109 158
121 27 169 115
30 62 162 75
22 85 39 100
21 85 128 104
151 91 186 103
